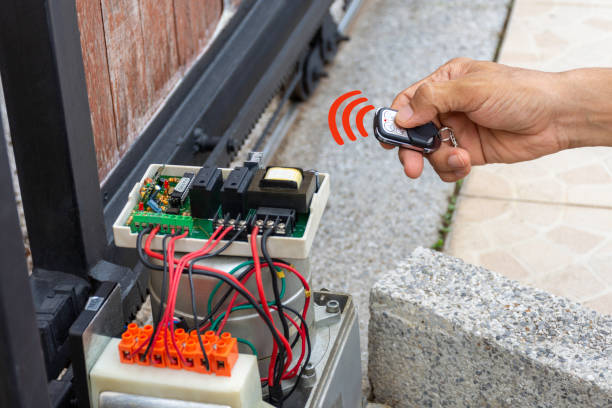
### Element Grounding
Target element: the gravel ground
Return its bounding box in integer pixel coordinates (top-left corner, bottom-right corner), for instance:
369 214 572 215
271 0 511 393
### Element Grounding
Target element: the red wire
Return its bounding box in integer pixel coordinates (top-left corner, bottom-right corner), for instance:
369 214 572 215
147 226 225 365
260 307 306 381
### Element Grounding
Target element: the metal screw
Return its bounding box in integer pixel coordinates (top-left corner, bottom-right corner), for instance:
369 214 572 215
301 362 317 389
265 220 275 229
326 299 340 314
303 362 316 376
255 219 264 227
228 218 235 225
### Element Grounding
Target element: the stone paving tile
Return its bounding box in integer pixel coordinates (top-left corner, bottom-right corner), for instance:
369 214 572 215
461 148 612 208
498 0 612 71
446 197 612 311
584 291 612 316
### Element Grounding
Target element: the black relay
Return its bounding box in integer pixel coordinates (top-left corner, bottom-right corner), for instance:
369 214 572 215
189 166 223 219
220 166 257 216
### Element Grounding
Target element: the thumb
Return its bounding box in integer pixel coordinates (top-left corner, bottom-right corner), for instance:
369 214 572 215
395 80 472 128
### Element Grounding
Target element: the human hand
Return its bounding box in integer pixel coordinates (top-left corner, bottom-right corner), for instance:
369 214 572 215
383 58 581 181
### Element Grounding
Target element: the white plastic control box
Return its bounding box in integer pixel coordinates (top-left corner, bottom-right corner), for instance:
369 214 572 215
112 164 329 259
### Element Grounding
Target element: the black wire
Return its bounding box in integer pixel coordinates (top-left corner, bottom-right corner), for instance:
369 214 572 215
137 227 164 271
187 254 211 371
185 227 243 371
156 233 174 324
262 229 290 394
280 304 311 403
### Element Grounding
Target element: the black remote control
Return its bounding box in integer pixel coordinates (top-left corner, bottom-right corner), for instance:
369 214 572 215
373 107 441 153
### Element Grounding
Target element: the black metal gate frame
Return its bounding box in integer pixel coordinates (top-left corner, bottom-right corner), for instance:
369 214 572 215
0 0 333 406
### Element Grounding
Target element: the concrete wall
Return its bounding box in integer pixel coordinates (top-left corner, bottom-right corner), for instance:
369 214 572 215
369 248 612 407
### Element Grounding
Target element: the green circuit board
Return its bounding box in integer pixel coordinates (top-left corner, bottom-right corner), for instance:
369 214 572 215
126 174 308 238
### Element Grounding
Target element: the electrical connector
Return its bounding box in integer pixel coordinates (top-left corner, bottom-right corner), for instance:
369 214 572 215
130 211 193 234
252 207 296 235
117 325 240 377
118 332 136 364
212 332 239 376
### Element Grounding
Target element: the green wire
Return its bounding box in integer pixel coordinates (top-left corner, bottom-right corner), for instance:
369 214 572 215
207 261 253 315
206 260 287 358
237 337 257 356
207 260 286 314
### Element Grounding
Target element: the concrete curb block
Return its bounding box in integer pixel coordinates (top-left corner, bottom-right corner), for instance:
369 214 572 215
368 248 612 407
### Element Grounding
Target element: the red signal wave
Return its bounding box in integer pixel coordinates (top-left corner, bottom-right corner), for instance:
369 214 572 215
328 90 375 146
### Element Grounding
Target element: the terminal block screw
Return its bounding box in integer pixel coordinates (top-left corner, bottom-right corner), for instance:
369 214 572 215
326 299 340 314
265 220 275 229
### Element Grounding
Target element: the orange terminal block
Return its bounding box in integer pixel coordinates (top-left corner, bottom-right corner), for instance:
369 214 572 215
182 340 198 371
127 322 139 336
204 330 218 344
166 338 183 370
151 338 167 368
117 325 238 376
175 328 188 347
212 332 239 376
183 339 213 374
135 333 150 365
118 332 136 364
141 324 154 338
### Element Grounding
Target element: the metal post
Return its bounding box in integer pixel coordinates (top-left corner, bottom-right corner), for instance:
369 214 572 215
0 0 105 276
0 107 51 408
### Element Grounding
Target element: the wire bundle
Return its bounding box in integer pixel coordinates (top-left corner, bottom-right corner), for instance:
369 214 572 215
135 224 312 407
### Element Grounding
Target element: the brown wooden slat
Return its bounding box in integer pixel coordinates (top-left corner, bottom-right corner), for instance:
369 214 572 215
204 0 223 44
100 0 148 154
173 0 223 66
138 0 180 117
76 0 119 182
173 0 197 66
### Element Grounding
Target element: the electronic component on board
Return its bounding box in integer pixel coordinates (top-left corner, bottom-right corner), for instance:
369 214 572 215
247 168 316 213
147 199 162 213
260 167 303 189
169 172 194 209
252 207 296 235
220 166 256 216
189 166 223 219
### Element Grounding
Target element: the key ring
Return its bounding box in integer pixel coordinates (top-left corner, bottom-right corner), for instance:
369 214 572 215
439 127 457 148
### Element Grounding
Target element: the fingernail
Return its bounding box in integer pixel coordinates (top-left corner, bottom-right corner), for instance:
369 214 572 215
396 105 414 122
454 170 467 179
448 154 465 169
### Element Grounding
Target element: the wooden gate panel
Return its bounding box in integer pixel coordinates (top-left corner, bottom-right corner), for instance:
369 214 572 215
77 0 225 181
76 0 119 179
100 0 148 155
